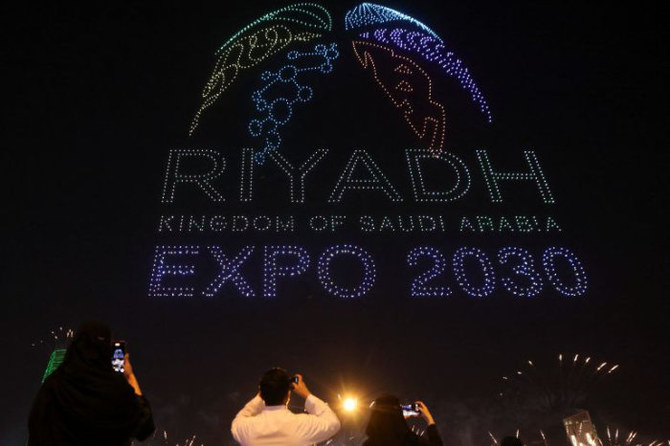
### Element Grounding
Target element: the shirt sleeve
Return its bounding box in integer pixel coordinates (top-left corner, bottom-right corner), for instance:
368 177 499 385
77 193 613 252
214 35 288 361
295 394 341 444
132 395 156 441
420 424 444 446
27 383 53 446
231 395 265 443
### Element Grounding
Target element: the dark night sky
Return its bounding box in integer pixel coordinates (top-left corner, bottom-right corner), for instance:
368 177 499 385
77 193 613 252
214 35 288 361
1 1 668 445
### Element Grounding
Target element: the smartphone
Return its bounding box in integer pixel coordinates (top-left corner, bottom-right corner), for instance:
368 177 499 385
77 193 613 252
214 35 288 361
111 340 126 373
401 403 420 417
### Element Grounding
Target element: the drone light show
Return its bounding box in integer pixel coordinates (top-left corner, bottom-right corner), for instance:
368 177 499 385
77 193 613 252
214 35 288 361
4 1 666 445
149 2 587 302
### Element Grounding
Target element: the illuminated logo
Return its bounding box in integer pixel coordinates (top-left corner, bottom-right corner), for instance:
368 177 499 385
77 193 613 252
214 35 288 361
148 3 589 301
189 2 491 160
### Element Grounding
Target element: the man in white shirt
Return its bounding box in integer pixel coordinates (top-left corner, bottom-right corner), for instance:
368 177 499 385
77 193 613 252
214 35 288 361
231 368 341 446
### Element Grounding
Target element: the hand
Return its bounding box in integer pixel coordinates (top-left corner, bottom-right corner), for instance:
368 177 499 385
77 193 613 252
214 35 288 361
415 401 435 425
291 374 311 399
123 353 134 378
123 353 143 396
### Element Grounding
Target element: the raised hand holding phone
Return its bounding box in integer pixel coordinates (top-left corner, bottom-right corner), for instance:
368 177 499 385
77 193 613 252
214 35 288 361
415 401 436 425
290 374 311 399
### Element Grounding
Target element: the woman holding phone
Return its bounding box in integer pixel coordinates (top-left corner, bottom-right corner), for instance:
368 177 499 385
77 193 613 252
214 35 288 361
28 321 155 445
363 394 443 446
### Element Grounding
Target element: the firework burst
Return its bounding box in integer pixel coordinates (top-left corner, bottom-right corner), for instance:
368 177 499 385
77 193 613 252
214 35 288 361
499 353 619 414
486 429 550 446
137 430 204 446
31 326 74 351
602 425 668 446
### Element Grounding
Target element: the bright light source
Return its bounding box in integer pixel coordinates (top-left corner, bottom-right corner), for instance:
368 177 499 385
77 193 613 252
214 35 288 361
343 397 358 412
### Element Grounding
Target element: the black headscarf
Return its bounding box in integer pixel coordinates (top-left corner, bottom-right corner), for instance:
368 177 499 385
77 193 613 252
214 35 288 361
28 321 147 446
363 394 421 446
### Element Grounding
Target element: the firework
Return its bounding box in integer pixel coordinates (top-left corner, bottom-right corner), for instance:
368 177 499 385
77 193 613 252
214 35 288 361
138 430 204 446
499 353 619 413
601 425 666 446
489 431 499 445
31 326 74 351
486 429 550 446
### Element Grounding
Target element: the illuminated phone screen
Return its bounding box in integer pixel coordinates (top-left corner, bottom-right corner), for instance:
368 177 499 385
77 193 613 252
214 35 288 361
111 342 125 373
401 404 420 417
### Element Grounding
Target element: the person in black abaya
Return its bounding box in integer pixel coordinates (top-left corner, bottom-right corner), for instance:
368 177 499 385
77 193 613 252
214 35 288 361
363 395 443 446
28 321 155 445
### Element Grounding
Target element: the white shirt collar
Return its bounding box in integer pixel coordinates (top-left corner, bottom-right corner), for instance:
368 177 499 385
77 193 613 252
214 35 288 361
263 404 288 411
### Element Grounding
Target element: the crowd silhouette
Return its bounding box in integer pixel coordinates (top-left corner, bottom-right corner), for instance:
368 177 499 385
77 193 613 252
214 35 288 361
28 322 527 446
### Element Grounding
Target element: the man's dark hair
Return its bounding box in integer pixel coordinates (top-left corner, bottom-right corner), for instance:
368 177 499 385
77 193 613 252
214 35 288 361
501 436 524 446
259 367 291 405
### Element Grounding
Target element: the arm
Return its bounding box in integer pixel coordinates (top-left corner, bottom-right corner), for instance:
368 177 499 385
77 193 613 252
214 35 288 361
123 354 156 440
416 401 443 446
296 394 341 443
132 395 156 441
123 354 143 396
28 381 54 446
421 424 444 446
292 375 340 443
231 394 265 443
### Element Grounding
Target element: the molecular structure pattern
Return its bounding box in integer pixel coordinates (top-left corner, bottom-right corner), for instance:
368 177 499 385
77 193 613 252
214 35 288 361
248 42 339 164
190 26 321 135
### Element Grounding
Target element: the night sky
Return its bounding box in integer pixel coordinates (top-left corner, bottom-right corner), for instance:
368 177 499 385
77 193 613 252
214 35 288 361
2 1 668 445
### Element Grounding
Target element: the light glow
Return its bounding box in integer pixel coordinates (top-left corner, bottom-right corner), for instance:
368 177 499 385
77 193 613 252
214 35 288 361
343 397 358 412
